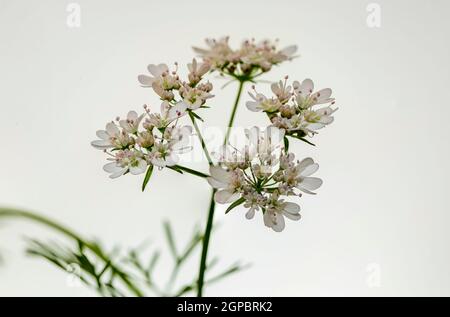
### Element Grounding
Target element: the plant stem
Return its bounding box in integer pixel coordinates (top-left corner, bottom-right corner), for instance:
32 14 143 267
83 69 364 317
224 80 245 145
0 208 144 297
188 111 214 166
196 188 216 297
197 80 246 297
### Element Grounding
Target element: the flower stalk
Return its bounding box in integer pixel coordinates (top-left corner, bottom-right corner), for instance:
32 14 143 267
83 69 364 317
197 79 246 297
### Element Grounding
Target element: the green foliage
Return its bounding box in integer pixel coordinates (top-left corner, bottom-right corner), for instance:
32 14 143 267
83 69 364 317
142 165 154 192
0 208 247 297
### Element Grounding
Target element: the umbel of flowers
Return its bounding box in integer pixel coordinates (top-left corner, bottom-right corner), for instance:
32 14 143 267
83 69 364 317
208 126 322 232
91 37 337 232
91 36 337 296
247 77 337 142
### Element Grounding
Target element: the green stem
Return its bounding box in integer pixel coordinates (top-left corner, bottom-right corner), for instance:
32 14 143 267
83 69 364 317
196 188 216 297
224 80 245 145
188 111 214 166
0 208 144 297
197 80 246 297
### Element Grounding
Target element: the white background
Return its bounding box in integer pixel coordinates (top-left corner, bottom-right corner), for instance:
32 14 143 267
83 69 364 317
1 0 449 296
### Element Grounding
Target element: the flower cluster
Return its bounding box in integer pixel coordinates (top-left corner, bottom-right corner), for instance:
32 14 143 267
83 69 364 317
193 37 297 79
92 60 214 178
91 108 192 178
138 60 213 110
207 127 322 232
246 77 337 139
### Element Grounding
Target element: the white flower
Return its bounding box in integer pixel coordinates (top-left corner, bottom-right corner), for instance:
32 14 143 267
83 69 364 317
138 63 180 101
208 126 320 232
246 92 281 113
145 101 187 129
193 37 233 68
150 125 192 167
303 107 338 131
207 166 243 203
278 156 322 195
294 79 334 109
188 58 210 85
247 77 337 139
119 111 145 134
270 45 298 63
91 122 135 150
179 85 214 110
263 194 301 232
103 149 147 179
137 64 169 87
271 78 292 104
193 37 297 76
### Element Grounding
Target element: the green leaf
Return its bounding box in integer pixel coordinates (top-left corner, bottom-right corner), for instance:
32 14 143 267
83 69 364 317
283 136 289 153
225 197 245 214
298 137 316 146
141 165 154 192
288 134 316 146
163 221 178 260
168 165 184 174
190 111 204 122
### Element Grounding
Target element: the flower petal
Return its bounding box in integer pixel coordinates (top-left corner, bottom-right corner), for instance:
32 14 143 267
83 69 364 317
272 213 285 232
106 122 119 136
245 208 255 220
91 140 112 149
138 75 154 86
96 130 109 140
207 177 228 189
300 163 319 177
283 210 301 221
214 189 238 204
300 79 314 95
298 177 323 193
209 166 231 183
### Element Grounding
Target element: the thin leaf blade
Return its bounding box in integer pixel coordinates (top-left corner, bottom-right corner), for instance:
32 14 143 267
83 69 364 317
142 165 154 192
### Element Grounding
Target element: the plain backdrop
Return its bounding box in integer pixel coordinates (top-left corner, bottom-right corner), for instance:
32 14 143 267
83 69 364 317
1 0 450 296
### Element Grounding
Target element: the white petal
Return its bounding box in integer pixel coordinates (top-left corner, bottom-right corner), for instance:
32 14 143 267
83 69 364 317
307 123 325 130
300 163 319 177
110 169 126 179
298 157 314 171
319 116 334 125
96 130 109 140
263 210 274 228
281 45 297 56
91 140 112 149
106 122 119 136
103 162 120 173
168 102 187 120
298 177 323 192
130 165 146 175
245 209 255 220
214 189 238 204
209 166 231 183
127 111 138 121
300 79 314 94
246 101 260 112
283 210 301 221
151 158 166 167
138 75 154 86
271 213 285 232
283 202 300 214
207 177 228 189
312 88 332 103
148 63 168 76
